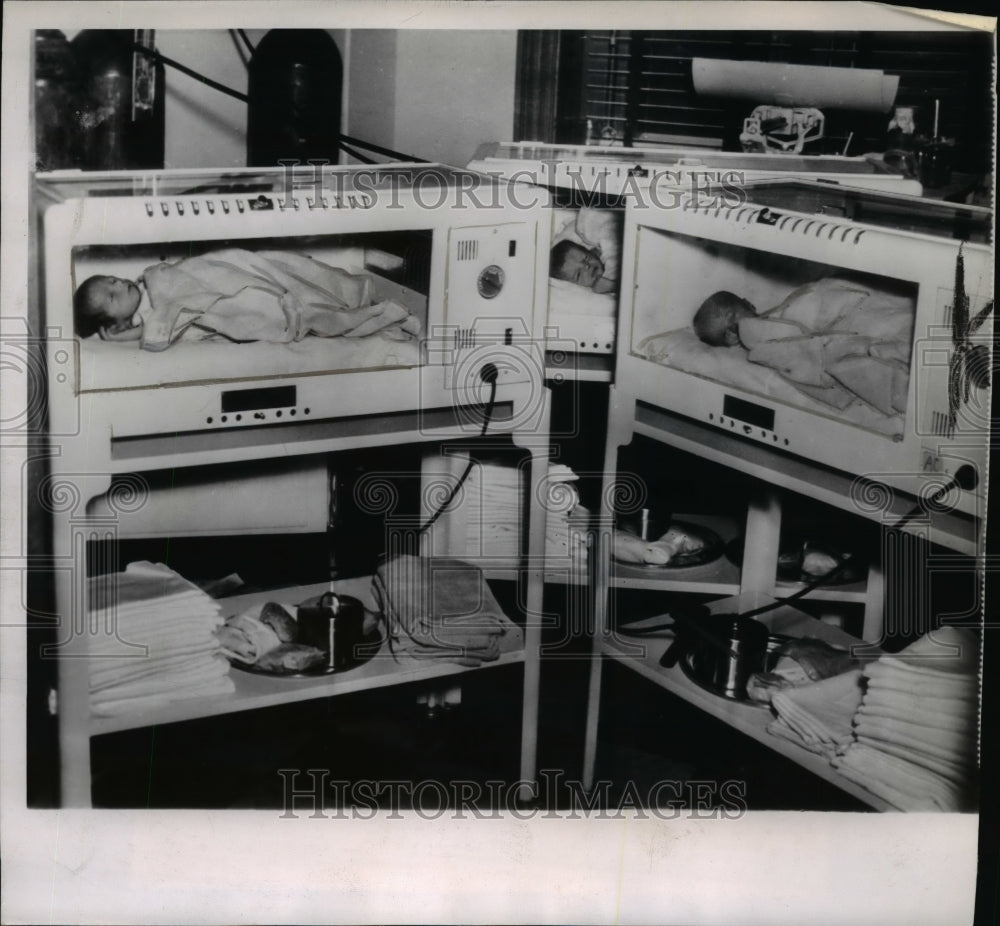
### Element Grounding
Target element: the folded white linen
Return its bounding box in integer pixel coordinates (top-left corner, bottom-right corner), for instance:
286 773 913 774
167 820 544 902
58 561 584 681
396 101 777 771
854 735 972 785
770 669 864 747
88 562 236 715
858 688 977 729
91 678 235 717
854 709 977 748
766 718 839 759
863 664 977 699
852 717 975 764
878 626 979 673
832 743 966 812
91 658 232 702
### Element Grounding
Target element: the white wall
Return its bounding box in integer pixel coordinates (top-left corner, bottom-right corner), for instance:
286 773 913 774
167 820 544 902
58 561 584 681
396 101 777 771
345 30 398 162
157 29 346 169
391 30 517 167
149 28 516 170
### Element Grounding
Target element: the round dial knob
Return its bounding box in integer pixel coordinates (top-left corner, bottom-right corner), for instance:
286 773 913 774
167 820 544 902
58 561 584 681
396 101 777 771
477 264 505 299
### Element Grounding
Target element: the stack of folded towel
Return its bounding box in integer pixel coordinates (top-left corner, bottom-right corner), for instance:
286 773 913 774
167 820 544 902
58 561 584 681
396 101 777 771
460 462 589 561
88 561 235 718
373 555 521 667
832 626 978 811
767 668 865 759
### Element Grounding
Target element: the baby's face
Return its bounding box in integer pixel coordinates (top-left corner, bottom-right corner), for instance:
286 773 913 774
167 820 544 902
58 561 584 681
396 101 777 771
702 300 756 346
92 276 142 327
558 244 605 289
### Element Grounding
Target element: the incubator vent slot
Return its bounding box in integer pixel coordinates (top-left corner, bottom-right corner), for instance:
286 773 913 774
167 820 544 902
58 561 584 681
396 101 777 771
931 410 954 438
457 240 479 261
454 328 477 349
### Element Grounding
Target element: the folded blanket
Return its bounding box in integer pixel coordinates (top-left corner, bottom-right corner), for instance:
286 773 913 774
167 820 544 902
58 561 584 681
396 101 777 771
88 562 235 716
832 743 966 812
373 556 511 667
770 668 864 748
863 664 977 700
766 717 839 759
852 717 976 764
737 277 915 418
853 735 972 785
141 248 420 351
859 687 977 725
856 701 976 734
855 704 977 741
881 625 979 672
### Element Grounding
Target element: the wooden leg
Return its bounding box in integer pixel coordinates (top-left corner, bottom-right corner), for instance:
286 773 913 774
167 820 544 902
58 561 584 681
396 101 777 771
583 387 636 792
511 391 551 803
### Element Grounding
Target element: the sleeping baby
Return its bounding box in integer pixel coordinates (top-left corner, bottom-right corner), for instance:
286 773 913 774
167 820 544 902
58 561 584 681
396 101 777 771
74 248 421 351
692 279 915 417
549 207 621 295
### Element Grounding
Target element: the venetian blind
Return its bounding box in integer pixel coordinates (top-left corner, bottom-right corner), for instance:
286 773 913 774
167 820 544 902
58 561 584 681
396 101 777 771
569 30 992 170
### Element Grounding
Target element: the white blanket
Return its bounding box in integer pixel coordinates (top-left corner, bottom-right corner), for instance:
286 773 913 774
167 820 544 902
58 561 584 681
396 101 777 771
637 278 916 439
140 249 420 350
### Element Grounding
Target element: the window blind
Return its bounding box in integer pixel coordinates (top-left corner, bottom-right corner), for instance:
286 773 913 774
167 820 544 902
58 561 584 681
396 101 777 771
570 31 992 170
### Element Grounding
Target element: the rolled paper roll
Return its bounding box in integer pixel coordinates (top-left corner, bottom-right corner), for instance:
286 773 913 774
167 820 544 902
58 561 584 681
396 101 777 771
692 58 899 112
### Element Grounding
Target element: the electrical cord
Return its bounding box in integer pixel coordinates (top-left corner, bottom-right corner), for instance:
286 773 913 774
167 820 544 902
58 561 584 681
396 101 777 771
617 470 971 637
417 366 499 536
237 29 256 56
129 42 428 164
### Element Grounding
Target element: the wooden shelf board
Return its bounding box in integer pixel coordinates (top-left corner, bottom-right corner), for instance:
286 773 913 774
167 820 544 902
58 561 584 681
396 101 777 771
602 594 892 812
89 580 525 737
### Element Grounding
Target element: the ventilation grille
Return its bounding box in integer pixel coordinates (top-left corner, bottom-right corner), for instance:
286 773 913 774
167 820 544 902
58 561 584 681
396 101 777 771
457 240 480 261
454 328 477 349
931 409 954 439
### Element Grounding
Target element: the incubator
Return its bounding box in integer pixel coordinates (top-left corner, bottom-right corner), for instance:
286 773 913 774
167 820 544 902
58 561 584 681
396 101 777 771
37 164 551 453
468 141 922 356
619 180 993 522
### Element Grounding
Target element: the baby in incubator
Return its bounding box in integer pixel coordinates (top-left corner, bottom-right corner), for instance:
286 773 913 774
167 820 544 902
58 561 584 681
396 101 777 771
691 278 915 417
550 241 616 294
73 248 421 351
74 275 147 341
692 291 758 347
549 207 621 294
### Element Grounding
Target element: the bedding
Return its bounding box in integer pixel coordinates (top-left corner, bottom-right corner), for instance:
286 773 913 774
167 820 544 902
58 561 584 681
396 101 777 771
79 332 423 392
637 277 915 438
139 249 420 350
547 207 619 337
547 277 617 319
78 261 426 392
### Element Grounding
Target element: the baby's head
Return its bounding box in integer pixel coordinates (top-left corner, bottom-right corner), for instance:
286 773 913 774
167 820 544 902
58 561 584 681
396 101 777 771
74 275 141 338
551 240 605 289
693 291 757 347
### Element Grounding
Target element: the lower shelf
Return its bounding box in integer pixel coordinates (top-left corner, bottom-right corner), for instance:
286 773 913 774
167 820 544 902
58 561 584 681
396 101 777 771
90 579 525 737
604 593 891 812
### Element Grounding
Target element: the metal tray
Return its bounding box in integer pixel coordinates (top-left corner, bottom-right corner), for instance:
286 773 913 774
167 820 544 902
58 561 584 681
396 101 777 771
613 520 724 569
228 629 384 678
